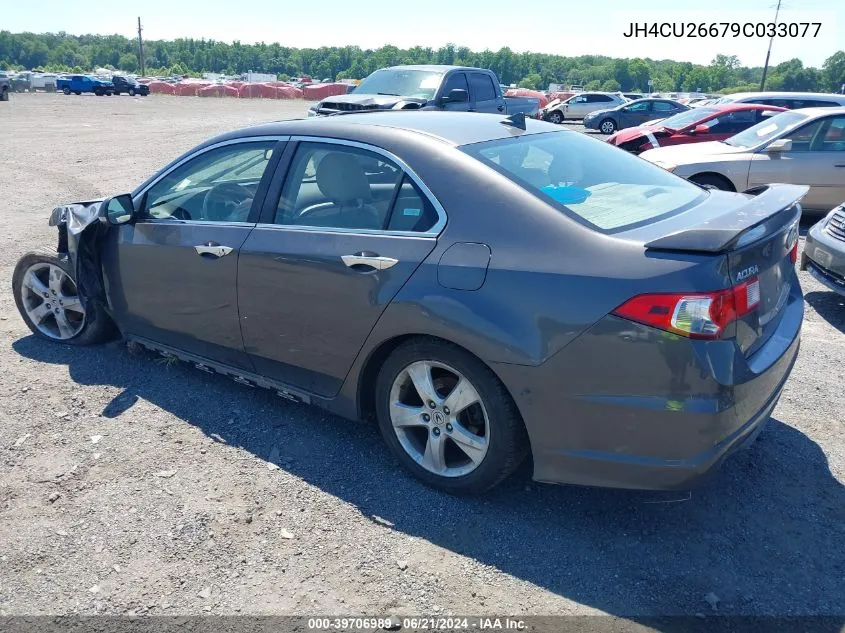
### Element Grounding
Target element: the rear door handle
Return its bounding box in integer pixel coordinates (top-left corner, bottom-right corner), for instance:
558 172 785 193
194 242 233 258
497 104 505 112
341 253 398 270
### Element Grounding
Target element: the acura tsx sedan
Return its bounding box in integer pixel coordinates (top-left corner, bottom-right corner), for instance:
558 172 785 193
13 111 804 494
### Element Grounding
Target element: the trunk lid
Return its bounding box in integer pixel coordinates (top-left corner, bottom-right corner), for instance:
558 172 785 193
644 184 805 355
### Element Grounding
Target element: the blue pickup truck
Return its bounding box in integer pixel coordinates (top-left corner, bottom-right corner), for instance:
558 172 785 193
307 65 539 118
57 75 115 96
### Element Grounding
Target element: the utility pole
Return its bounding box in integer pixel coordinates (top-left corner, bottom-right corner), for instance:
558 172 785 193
137 17 145 76
759 0 782 90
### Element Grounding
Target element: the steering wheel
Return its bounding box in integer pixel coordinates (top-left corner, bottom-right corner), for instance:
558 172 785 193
202 182 253 222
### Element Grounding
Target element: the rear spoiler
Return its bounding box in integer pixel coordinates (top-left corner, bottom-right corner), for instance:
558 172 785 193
644 184 808 254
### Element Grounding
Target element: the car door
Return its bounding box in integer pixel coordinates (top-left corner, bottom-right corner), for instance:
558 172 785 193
748 115 845 211
565 95 589 118
621 100 654 127
237 138 445 397
102 137 285 370
439 71 472 112
469 72 504 113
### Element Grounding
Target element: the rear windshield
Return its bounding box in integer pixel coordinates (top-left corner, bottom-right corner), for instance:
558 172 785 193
461 131 705 232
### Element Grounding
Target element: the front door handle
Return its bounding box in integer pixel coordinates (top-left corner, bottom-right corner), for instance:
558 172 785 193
341 253 399 270
835 164 845 168
195 243 233 258
497 104 505 112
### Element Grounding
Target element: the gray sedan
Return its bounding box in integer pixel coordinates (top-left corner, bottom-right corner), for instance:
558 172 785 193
12 112 803 494
584 98 689 134
801 203 845 295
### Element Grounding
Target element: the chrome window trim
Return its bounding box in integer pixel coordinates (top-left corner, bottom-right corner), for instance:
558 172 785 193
267 135 447 236
132 135 290 219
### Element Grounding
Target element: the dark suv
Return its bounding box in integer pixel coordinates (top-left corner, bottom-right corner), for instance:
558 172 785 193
111 75 149 96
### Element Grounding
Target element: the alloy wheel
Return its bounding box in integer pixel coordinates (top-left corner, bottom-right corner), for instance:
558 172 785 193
389 360 490 478
19 263 85 340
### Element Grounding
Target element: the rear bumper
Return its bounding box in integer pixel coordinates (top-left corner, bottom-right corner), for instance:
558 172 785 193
493 289 803 490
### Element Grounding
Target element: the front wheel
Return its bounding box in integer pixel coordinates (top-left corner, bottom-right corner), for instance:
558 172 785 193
547 110 564 124
0 88 8 102
689 173 735 191
599 118 617 134
375 338 529 494
12 250 115 345
62 87 70 95
128 88 136 96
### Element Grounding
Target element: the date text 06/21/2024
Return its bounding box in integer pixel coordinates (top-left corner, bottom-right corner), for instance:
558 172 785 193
622 22 822 38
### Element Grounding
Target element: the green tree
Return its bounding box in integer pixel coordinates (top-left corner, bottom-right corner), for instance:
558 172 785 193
118 52 138 73
518 73 542 89
584 79 601 90
600 79 620 91
821 51 845 92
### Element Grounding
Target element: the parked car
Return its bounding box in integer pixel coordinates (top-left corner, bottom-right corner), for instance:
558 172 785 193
543 92 628 124
607 104 787 154
0 72 9 102
801 203 845 295
307 65 539 118
713 91 845 109
111 75 149 96
56 75 114 96
584 98 688 134
10 71 57 92
621 92 643 101
641 107 845 213
12 112 804 494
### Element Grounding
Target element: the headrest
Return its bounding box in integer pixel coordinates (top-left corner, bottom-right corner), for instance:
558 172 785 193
316 152 372 205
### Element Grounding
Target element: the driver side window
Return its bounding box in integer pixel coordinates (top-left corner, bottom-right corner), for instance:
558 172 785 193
142 141 276 223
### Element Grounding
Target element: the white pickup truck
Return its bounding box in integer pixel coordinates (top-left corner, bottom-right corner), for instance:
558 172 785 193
11 71 57 93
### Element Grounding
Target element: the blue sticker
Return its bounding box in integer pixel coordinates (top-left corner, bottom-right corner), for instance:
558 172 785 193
403 208 421 216
540 185 591 205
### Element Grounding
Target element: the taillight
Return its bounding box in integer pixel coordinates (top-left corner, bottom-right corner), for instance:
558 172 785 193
613 279 760 339
787 220 799 263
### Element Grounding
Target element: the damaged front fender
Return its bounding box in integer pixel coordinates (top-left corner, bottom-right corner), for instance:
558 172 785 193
48 200 110 317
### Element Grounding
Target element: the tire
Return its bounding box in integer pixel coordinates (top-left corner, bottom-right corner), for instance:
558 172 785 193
128 88 136 97
73 91 81 96
94 88 103 96
0 88 8 102
689 173 735 191
599 118 617 134
547 110 564 124
12 249 115 346
62 87 71 95
375 338 529 494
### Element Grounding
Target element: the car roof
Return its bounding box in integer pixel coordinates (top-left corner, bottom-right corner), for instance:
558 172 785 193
722 91 845 101
215 111 561 148
712 103 788 112
377 65 481 73
788 106 845 117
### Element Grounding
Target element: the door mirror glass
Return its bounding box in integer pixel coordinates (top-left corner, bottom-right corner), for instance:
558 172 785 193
692 124 709 135
442 88 468 104
765 138 793 153
101 194 134 225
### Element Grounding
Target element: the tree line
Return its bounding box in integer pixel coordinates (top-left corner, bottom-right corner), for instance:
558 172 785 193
1 31 843 94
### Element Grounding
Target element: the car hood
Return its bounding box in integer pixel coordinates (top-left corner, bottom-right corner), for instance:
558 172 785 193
316 93 427 109
640 140 748 164
609 124 665 144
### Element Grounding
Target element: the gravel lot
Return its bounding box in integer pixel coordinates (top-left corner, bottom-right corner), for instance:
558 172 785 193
0 93 843 622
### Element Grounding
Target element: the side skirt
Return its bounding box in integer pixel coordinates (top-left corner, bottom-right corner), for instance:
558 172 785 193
127 335 320 407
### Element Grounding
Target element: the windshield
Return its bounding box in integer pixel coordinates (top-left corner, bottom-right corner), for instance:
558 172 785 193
462 131 704 232
660 107 718 131
354 69 443 100
724 110 809 148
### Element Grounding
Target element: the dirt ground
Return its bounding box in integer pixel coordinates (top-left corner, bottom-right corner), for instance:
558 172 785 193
0 93 843 621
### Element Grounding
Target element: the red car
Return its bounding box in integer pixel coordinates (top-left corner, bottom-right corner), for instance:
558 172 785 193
606 103 787 154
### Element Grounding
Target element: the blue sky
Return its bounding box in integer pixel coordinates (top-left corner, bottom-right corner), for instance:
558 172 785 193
3 0 841 67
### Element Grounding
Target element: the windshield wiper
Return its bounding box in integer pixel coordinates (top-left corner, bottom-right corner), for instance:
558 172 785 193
377 92 400 96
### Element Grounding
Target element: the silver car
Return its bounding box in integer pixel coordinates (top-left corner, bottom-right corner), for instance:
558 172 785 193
641 107 845 213
544 92 628 123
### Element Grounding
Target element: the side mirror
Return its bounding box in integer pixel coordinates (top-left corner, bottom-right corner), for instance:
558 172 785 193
440 88 468 104
765 138 792 153
690 124 709 135
100 193 134 225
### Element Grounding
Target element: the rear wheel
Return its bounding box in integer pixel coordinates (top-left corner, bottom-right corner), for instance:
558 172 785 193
689 173 735 191
599 118 617 134
73 91 81 96
0 88 8 102
94 88 104 96
12 250 115 345
547 110 563 124
375 338 529 494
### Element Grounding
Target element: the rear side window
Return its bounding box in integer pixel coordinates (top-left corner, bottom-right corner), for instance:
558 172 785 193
652 101 675 112
589 94 614 103
470 73 497 101
461 131 704 233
